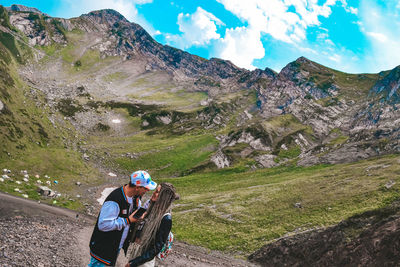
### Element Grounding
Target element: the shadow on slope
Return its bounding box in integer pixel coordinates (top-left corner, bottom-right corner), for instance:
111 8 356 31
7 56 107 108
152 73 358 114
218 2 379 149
249 199 400 266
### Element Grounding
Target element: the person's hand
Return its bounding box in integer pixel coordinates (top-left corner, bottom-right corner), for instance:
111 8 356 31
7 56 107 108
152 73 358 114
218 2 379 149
128 209 139 223
139 211 147 220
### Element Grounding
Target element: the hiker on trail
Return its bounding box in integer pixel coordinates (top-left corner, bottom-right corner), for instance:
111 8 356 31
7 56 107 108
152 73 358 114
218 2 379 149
88 170 157 267
125 182 179 267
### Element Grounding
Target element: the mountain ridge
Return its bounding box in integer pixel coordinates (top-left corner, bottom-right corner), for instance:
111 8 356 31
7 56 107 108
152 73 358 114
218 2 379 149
1 4 400 265
1 4 399 170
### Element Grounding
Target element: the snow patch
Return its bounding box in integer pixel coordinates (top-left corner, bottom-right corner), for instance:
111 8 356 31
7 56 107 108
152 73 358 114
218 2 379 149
97 187 117 205
112 119 121 124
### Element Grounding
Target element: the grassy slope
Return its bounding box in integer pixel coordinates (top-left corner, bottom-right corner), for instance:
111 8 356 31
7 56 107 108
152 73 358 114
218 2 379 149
0 12 100 210
164 154 400 255
84 105 400 256
88 128 218 178
298 59 380 103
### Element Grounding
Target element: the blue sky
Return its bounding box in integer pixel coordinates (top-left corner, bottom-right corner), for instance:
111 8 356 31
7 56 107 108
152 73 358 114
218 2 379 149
1 0 400 74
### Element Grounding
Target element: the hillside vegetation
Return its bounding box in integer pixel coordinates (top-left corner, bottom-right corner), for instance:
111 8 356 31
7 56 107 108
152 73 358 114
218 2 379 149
0 6 100 210
0 5 399 260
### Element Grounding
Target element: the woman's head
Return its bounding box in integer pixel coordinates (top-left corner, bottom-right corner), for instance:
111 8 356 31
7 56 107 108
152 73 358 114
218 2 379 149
150 182 179 203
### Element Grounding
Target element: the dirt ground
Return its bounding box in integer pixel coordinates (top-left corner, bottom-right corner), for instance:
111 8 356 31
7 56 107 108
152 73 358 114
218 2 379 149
0 192 257 267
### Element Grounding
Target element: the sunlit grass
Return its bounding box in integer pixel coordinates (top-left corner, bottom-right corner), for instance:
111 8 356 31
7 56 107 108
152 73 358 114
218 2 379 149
89 131 218 177
160 154 400 255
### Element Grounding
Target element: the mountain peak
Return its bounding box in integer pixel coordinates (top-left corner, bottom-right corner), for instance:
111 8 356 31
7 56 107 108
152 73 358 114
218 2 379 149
81 9 129 24
295 56 311 64
6 4 45 15
371 65 400 103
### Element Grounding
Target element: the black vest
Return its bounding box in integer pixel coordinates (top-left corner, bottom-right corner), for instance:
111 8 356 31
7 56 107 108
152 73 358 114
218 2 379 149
89 186 139 266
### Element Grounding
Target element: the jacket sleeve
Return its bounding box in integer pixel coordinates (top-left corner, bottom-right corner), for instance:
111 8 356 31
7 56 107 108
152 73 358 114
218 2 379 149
129 215 172 267
98 201 129 231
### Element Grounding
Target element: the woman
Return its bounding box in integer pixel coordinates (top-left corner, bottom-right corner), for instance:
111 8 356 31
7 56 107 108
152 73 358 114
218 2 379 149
126 182 179 267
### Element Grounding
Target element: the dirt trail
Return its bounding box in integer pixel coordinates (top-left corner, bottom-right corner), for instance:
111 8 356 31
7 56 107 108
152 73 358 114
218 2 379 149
0 192 257 267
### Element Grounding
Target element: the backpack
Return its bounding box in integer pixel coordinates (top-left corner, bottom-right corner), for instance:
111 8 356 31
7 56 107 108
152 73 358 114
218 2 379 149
157 213 174 260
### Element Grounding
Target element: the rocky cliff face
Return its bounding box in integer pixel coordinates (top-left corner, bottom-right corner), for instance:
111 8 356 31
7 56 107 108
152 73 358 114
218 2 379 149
1 5 399 170
69 10 249 95
5 4 45 15
249 201 400 266
371 66 400 103
256 56 400 165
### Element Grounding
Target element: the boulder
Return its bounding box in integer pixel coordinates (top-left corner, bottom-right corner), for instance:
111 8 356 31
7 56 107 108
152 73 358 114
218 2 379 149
38 186 55 197
211 150 230 168
255 154 278 168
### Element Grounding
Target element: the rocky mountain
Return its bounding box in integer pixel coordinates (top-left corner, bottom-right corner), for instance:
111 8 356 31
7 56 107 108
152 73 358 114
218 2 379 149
1 4 399 173
5 4 45 15
1 5 400 265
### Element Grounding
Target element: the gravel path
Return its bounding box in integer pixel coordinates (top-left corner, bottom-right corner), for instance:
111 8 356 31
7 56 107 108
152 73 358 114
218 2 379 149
0 193 91 267
0 192 257 267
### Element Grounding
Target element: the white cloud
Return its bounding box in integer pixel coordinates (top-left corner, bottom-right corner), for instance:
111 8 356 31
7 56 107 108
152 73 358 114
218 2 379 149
215 26 265 70
349 7 358 15
339 0 358 14
62 0 144 20
297 45 318 55
216 0 338 43
366 32 388 42
359 0 400 71
167 7 223 49
211 0 341 69
329 54 341 62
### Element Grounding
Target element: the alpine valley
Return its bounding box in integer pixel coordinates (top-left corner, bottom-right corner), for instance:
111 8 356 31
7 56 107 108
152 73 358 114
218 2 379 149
0 4 399 266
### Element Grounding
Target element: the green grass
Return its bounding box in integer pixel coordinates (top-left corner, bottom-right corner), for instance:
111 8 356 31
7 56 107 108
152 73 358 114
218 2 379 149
260 114 314 151
129 87 208 111
103 71 129 82
328 135 349 146
126 72 209 111
277 145 301 159
326 128 349 147
39 43 61 56
297 59 380 101
0 147 99 211
38 29 118 74
0 35 101 211
59 29 85 62
73 49 101 71
160 154 400 255
0 31 32 64
89 131 218 177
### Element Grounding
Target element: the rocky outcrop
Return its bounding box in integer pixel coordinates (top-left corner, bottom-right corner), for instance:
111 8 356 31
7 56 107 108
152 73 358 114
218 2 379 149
254 154 277 168
249 201 400 267
371 66 400 104
66 9 248 94
5 4 45 15
8 12 67 46
258 57 342 123
211 150 230 168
